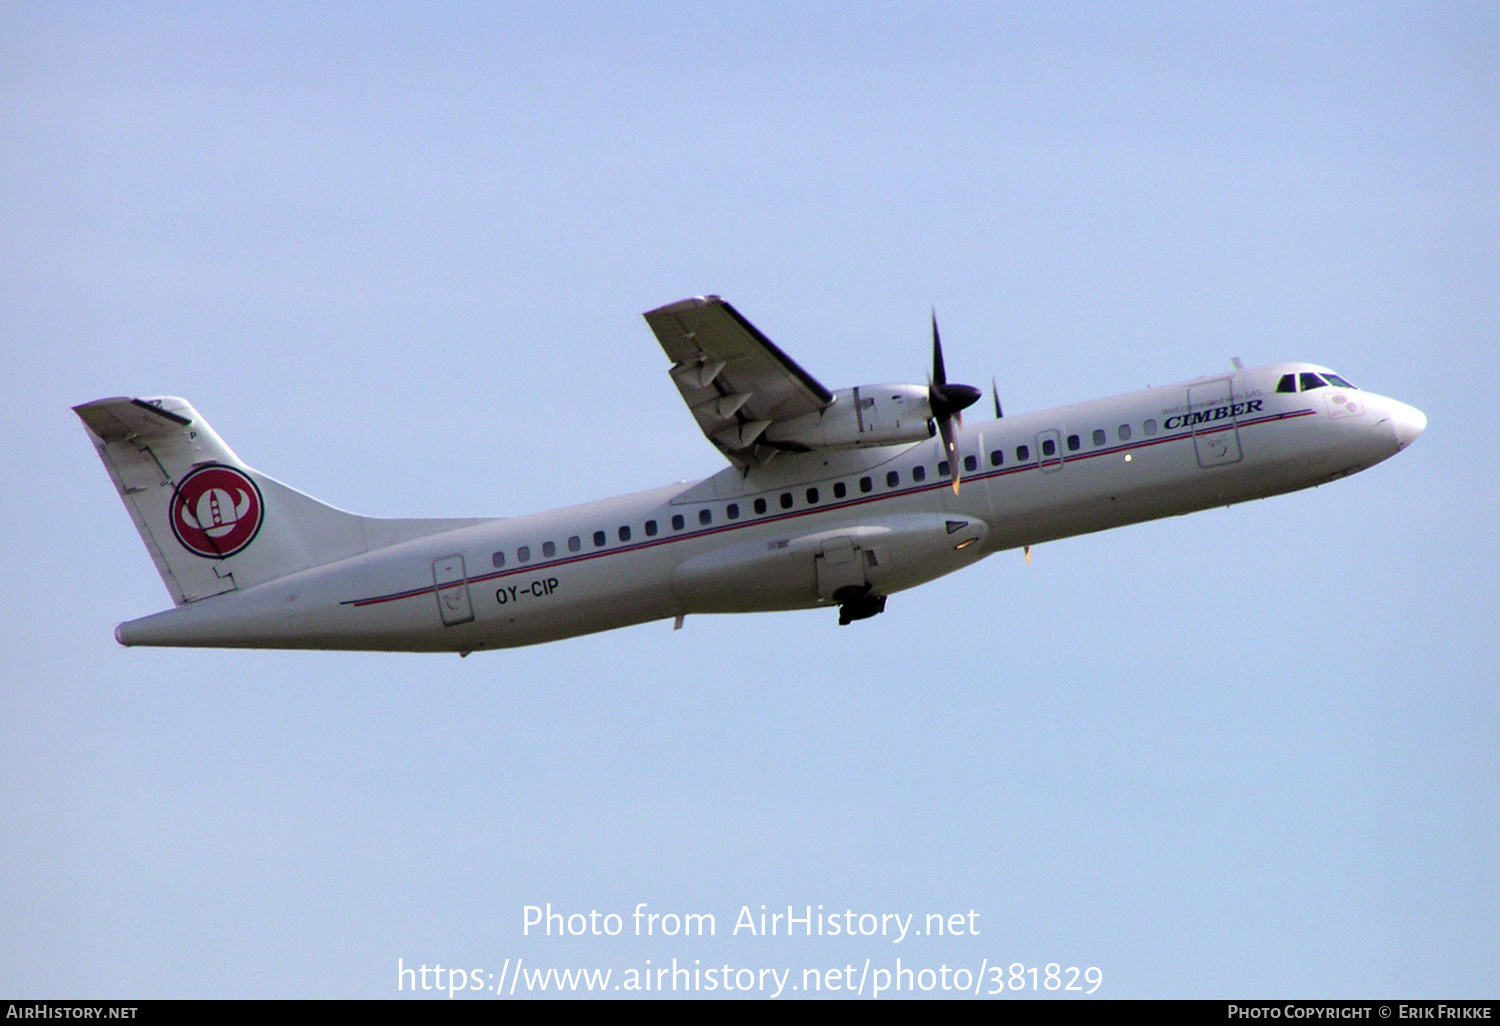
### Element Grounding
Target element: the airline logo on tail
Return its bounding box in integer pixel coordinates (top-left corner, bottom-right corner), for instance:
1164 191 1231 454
169 464 263 558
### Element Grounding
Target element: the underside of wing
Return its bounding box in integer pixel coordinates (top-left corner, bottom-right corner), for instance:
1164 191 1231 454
644 296 835 468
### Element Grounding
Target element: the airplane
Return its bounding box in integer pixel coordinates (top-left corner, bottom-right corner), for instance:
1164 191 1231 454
76 295 1426 654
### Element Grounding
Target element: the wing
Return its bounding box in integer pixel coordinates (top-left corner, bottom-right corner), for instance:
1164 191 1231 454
644 296 834 468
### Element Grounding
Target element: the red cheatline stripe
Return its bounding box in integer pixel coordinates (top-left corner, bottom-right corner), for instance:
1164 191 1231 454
342 408 1316 608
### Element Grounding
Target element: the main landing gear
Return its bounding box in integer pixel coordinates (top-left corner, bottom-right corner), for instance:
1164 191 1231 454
833 584 887 626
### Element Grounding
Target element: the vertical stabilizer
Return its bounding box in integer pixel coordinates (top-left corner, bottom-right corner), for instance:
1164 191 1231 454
75 397 487 605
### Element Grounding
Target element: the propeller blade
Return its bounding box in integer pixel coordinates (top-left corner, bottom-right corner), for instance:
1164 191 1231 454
939 415 961 493
931 309 947 387
992 377 1003 419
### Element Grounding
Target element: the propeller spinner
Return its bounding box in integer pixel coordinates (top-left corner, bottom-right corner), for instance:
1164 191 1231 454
928 311 982 493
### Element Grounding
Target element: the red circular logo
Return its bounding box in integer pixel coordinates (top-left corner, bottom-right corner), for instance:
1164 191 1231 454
169 465 264 559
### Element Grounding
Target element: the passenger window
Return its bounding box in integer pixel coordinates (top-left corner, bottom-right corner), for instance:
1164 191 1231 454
1042 439 1056 457
1300 372 1328 391
990 449 1003 466
780 492 793 510
964 454 977 472
1143 419 1157 436
912 465 926 482
492 551 506 568
542 541 556 558
727 504 739 520
859 476 873 493
1092 429 1106 446
1017 444 1030 461
754 498 767 514
645 520 658 537
1117 424 1132 441
805 488 819 504
671 514 685 531
1276 373 1297 393
517 545 531 562
567 536 580 553
618 525 632 541
833 482 846 499
592 531 606 547
938 461 950 477
886 470 899 487
1066 435 1080 452
698 508 712 525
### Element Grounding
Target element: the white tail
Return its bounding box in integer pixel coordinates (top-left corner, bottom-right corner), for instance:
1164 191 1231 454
75 396 486 605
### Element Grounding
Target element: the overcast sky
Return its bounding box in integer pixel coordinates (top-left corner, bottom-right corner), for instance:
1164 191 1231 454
3 1 1496 999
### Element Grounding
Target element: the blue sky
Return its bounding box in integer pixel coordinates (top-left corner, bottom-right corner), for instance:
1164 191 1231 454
3 1 1496 998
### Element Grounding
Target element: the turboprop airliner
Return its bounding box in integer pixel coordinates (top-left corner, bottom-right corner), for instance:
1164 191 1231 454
77 295 1426 654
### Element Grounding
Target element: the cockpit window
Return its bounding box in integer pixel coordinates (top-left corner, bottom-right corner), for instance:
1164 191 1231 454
1276 373 1297 393
1322 373 1357 389
1299 372 1328 391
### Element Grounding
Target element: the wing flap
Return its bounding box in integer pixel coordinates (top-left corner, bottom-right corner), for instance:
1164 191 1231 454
644 296 834 467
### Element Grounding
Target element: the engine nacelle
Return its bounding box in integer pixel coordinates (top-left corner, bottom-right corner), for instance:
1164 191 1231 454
763 384 933 451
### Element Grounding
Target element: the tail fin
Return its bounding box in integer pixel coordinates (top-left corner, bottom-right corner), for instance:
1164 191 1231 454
75 396 487 605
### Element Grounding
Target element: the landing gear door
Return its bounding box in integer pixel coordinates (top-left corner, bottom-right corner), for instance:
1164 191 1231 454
1187 378 1243 468
815 536 867 602
433 555 475 626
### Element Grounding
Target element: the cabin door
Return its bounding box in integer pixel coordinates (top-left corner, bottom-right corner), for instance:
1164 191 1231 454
1187 378 1243 468
432 555 475 626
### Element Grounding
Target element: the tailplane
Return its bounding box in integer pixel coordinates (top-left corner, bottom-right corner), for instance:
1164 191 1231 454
75 396 487 605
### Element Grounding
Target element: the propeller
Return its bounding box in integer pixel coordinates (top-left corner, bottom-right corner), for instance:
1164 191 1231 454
928 310 982 493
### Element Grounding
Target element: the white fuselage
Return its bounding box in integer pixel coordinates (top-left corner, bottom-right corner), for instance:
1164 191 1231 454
115 362 1425 653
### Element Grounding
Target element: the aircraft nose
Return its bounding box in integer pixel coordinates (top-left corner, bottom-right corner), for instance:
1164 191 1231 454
1389 399 1427 450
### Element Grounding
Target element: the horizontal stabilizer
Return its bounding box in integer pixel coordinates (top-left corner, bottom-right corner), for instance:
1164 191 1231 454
75 397 193 440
